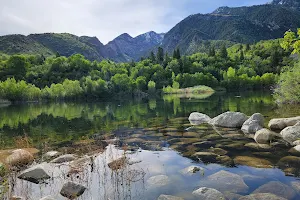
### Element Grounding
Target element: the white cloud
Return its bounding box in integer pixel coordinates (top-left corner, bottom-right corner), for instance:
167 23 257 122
0 0 268 44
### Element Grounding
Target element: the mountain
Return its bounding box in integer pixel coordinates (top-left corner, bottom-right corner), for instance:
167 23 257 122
161 2 300 54
103 31 164 62
0 31 164 62
0 34 54 56
28 33 104 61
271 0 300 10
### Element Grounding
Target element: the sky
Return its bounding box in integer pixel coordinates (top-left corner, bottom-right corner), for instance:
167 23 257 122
0 0 269 44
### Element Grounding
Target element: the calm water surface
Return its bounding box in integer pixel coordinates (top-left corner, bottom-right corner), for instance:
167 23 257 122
1 91 300 200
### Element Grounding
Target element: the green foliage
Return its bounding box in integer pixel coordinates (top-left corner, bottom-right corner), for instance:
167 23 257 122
275 62 300 103
281 29 300 54
147 81 156 92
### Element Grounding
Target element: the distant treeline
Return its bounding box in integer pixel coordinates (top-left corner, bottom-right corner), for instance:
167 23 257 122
0 34 296 102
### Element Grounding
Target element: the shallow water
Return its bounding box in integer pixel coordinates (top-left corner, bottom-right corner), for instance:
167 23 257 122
1 91 300 200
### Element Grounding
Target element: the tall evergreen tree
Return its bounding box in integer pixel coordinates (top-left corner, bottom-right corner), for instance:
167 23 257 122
150 51 156 63
209 47 216 57
157 47 164 63
220 45 228 59
240 50 245 61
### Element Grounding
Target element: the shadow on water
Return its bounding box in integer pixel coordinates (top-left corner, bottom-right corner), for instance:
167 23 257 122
1 91 300 199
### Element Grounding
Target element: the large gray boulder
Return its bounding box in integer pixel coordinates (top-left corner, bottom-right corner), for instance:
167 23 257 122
254 129 277 144
239 193 287 200
280 122 300 144
188 112 211 125
44 151 60 160
60 182 86 199
192 187 225 200
252 181 296 199
242 113 264 134
199 170 249 193
50 154 76 164
157 195 184 200
18 163 51 184
6 149 34 167
269 116 300 130
210 112 248 128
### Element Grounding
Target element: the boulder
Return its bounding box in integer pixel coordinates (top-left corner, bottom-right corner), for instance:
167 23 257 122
157 195 184 200
242 113 264 134
293 140 300 146
234 156 272 168
239 193 287 200
188 112 211 125
44 151 60 160
192 187 225 200
6 149 34 167
216 156 234 166
60 182 86 199
254 129 277 144
210 112 248 128
288 145 300 156
18 163 51 184
280 122 300 144
50 154 76 164
269 116 300 130
199 170 249 193
252 181 296 199
147 175 169 186
224 192 243 200
208 148 228 155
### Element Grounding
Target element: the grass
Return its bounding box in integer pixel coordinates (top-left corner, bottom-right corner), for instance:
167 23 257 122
163 85 215 94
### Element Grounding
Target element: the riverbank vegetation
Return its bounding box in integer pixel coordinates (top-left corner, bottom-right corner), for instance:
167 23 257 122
0 31 297 102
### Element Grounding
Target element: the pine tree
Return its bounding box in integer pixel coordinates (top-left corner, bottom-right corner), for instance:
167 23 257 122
209 47 216 57
220 45 228 59
240 50 244 61
150 51 156 63
157 47 164 63
246 44 250 51
176 48 181 59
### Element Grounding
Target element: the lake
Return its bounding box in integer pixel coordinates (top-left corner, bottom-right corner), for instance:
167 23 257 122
1 91 300 200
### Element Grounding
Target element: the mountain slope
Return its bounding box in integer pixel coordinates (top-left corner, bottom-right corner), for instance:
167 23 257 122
103 31 164 62
162 4 300 54
0 34 54 56
271 0 300 10
28 33 104 61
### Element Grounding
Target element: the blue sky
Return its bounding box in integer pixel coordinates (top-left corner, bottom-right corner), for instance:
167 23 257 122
0 0 269 44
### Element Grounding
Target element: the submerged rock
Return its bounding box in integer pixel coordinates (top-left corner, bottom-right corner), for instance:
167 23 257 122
188 112 211 125
239 193 287 200
252 181 296 199
244 143 272 151
157 195 184 200
147 175 170 186
254 129 277 144
6 149 34 167
208 148 228 155
60 182 86 199
291 181 300 193
277 156 300 168
50 154 76 164
108 157 127 171
210 112 248 128
242 113 264 134
192 187 225 200
269 116 300 130
192 152 218 162
216 155 234 166
280 122 300 144
200 170 249 193
234 156 272 168
180 165 203 175
18 163 51 184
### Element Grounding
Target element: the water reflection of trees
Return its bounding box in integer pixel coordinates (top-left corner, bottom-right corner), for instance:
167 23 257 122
0 92 289 149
